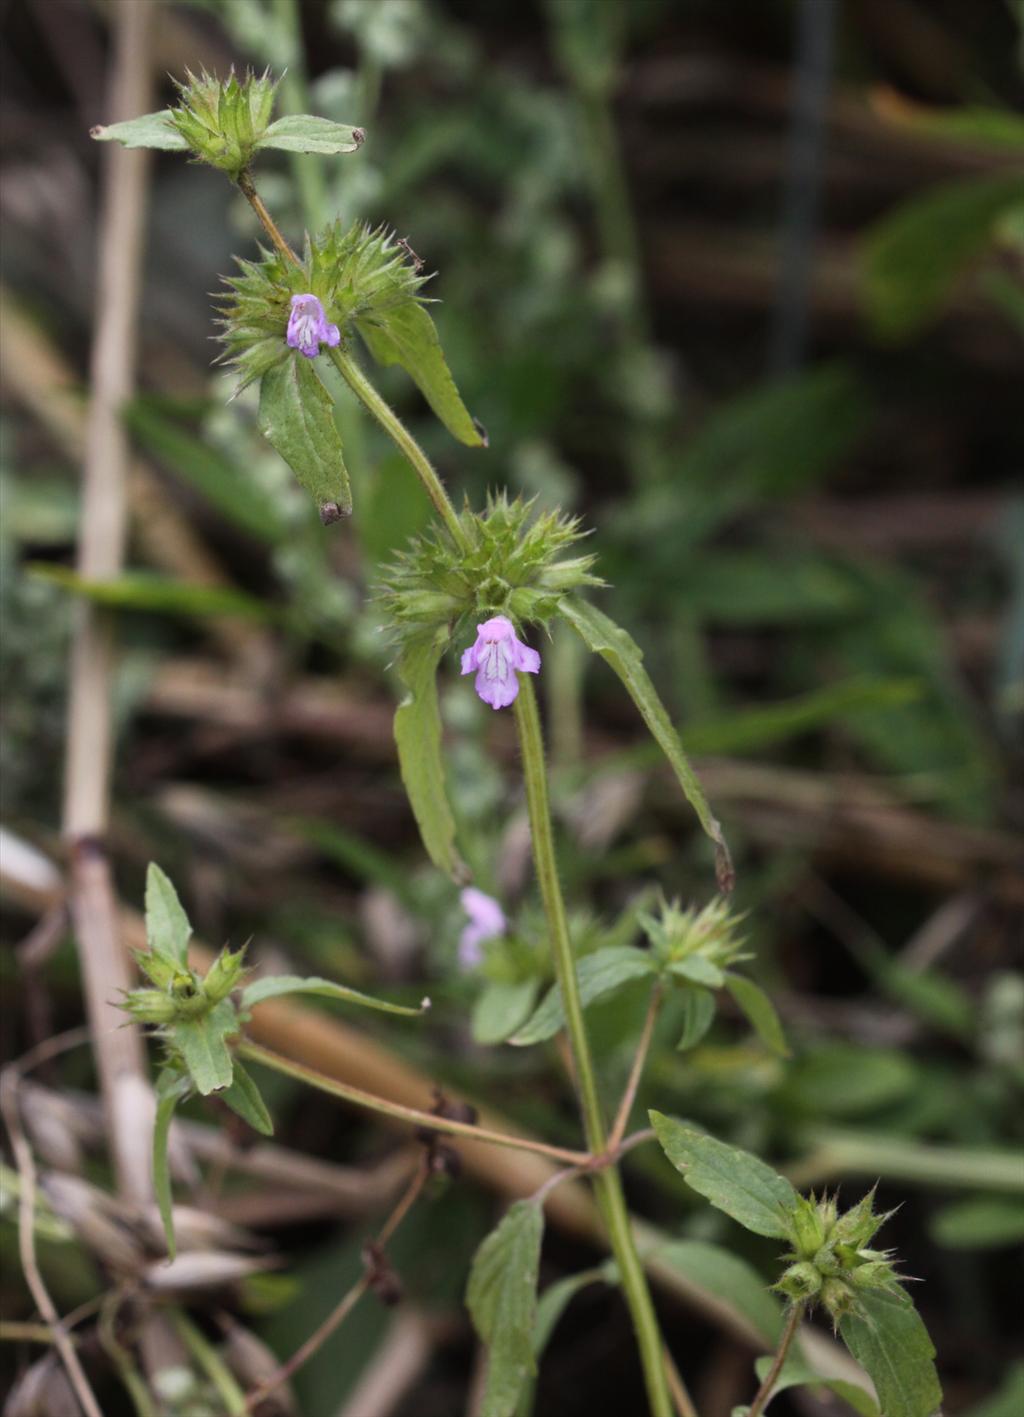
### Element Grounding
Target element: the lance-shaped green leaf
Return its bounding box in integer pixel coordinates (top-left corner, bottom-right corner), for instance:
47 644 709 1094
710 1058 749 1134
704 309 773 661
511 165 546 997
90 110 190 151
153 1070 192 1259
145 864 191 966
174 999 239 1096
751 1353 880 1417
863 172 1024 339
657 1240 783 1347
559 597 733 891
839 1289 942 1417
472 979 541 1045
516 1266 614 1417
649 1113 799 1240
676 987 716 1051
511 947 657 1046
259 114 365 154
29 565 273 620
724 973 789 1057
467 1201 545 1417
393 630 465 880
220 1060 273 1136
258 354 351 517
667 955 725 989
356 301 484 447
240 974 429 1018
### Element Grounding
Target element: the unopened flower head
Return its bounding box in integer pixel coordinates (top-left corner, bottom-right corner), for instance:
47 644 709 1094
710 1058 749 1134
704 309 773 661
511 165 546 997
459 887 507 968
461 616 540 710
287 293 341 359
776 1189 903 1322
377 493 602 650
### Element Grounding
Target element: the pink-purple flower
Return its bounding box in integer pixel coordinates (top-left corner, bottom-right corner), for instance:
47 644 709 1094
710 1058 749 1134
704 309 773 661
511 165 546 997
460 615 540 710
286 293 340 359
459 887 506 969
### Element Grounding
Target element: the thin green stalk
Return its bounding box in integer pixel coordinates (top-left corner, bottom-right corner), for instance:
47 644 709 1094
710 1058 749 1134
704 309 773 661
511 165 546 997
513 676 673 1417
327 345 468 548
238 1039 589 1166
271 0 329 230
747 1302 804 1417
170 1308 247 1416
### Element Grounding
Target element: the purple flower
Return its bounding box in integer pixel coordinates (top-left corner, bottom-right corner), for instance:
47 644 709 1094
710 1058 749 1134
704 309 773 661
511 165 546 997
286 293 340 359
460 615 540 710
459 887 506 969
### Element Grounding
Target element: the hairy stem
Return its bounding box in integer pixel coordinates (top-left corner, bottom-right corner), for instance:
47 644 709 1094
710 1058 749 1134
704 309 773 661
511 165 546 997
512 677 673 1417
236 168 302 268
238 1040 588 1165
327 346 468 547
748 1303 804 1417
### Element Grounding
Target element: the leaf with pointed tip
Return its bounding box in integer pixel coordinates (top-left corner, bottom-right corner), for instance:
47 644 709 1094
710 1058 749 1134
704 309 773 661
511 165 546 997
145 864 191 966
839 1289 942 1417
241 974 428 1018
174 999 239 1096
724 973 789 1057
91 110 189 151
220 1060 273 1136
658 1240 783 1347
393 630 465 880
260 114 364 154
258 355 351 515
649 1113 799 1240
356 301 484 447
511 947 656 1046
752 1353 879 1417
472 979 541 1045
467 1201 544 1417
154 1070 192 1260
676 988 716 1051
515 1267 613 1417
667 956 725 989
559 597 732 890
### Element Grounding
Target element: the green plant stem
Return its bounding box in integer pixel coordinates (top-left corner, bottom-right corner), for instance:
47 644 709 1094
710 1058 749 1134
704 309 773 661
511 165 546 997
512 676 673 1417
747 1302 804 1417
229 172 467 550
608 983 661 1153
236 168 301 268
170 1308 247 1416
327 345 468 548
271 0 329 230
238 1039 588 1166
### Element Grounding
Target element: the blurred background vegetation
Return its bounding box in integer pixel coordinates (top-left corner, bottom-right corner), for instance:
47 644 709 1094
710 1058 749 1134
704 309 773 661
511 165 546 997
1 1 1022 1414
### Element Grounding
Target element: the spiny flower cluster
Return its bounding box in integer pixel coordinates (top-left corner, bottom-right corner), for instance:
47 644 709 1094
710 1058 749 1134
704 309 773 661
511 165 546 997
218 223 430 391
640 897 749 972
122 944 247 1026
169 67 279 177
777 1190 903 1322
379 492 602 647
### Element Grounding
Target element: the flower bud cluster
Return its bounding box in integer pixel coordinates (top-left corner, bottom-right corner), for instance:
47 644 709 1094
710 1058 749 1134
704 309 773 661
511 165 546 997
219 223 429 392
169 68 279 177
776 1190 903 1322
640 897 748 972
379 492 602 647
123 946 247 1026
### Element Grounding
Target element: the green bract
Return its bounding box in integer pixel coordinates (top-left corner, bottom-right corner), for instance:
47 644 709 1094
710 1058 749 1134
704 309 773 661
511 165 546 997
91 69 365 176
168 68 279 176
776 1191 902 1320
125 865 430 1256
380 492 601 646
